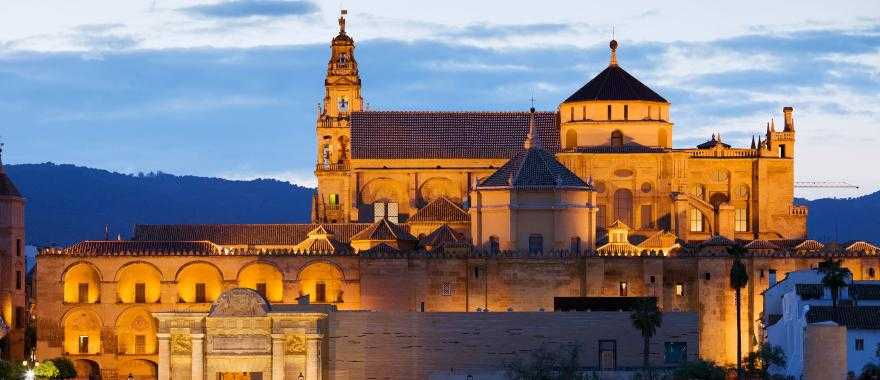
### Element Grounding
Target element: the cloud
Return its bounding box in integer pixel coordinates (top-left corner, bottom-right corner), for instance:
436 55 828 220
422 60 531 73
183 0 318 19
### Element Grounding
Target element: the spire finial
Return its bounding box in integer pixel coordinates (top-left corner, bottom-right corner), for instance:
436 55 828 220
338 9 347 34
770 118 776 132
609 38 618 66
751 135 756 149
523 106 541 149
0 140 4 166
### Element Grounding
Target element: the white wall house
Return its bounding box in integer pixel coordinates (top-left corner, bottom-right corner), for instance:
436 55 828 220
763 269 880 377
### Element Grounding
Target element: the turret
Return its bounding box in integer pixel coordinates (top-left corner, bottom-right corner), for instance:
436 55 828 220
0 143 27 360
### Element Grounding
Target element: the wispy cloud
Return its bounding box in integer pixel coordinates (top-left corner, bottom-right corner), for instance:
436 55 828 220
423 60 532 73
183 0 319 19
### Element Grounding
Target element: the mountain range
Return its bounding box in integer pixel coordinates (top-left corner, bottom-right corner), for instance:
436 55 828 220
4 163 878 247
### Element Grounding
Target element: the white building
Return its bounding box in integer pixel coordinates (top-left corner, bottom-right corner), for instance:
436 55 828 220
763 269 880 377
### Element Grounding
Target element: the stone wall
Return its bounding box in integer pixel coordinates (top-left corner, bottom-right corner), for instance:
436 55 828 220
326 311 699 380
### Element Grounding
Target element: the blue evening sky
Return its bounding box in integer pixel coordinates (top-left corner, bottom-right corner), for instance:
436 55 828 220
1 1 878 199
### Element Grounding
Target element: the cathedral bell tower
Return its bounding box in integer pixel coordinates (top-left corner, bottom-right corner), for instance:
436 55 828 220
312 10 363 223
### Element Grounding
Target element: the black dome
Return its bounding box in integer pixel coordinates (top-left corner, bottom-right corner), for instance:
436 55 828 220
564 65 667 103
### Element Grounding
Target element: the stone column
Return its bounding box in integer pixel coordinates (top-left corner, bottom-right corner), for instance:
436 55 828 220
191 333 205 380
157 333 171 380
305 334 323 380
272 334 286 380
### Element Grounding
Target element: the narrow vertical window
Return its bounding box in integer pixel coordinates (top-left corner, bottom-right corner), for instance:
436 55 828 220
619 282 628 296
16 270 21 290
528 234 543 253
256 283 267 298
570 107 574 121
195 283 207 303
570 237 581 253
135 283 146 303
735 208 748 232
135 335 146 354
16 238 22 257
856 339 865 351
689 208 704 232
316 282 327 303
607 105 612 120
624 105 629 120
640 205 653 229
675 283 684 296
78 283 89 303
582 105 587 120
473 267 480 279
79 336 90 354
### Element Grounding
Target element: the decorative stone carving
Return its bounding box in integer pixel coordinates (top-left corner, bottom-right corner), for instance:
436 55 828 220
209 288 269 317
69 312 99 331
209 334 271 353
131 315 150 331
284 334 306 354
171 334 192 355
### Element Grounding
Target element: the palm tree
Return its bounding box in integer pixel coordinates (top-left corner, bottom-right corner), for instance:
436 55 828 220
631 298 663 376
818 258 851 308
728 245 749 380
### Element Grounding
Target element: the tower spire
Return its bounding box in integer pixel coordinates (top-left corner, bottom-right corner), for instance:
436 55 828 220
751 135 756 149
609 39 619 66
523 105 542 150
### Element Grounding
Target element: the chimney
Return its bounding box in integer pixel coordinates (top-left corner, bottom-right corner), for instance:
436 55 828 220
768 269 777 287
783 106 794 132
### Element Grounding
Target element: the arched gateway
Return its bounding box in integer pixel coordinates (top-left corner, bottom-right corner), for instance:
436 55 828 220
153 288 332 380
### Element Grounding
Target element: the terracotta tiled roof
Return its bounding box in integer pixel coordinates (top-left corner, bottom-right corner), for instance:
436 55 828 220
358 243 403 258
696 135 731 149
350 219 417 242
0 171 21 197
293 226 351 254
806 306 880 329
133 223 373 245
409 197 470 223
701 235 735 247
419 224 467 248
745 240 780 250
349 111 560 159
477 147 590 189
846 241 879 253
564 65 667 103
45 241 220 256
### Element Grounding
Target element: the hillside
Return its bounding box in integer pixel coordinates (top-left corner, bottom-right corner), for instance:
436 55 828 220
4 163 878 246
6 163 314 246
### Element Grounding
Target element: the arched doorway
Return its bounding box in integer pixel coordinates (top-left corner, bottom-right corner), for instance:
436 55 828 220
73 359 101 380
117 359 157 380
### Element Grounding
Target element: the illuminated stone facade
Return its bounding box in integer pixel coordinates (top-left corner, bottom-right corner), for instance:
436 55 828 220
27 10 880 380
0 153 26 361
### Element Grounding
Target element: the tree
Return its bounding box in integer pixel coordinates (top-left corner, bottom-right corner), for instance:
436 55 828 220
0 359 25 380
50 357 77 379
631 298 663 376
34 361 60 379
728 245 749 380
671 360 727 380
818 258 852 308
859 362 880 380
744 343 786 379
505 344 580 380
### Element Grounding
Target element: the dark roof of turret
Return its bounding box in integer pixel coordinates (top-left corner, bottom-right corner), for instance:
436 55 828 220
0 171 21 197
564 65 667 103
477 147 590 190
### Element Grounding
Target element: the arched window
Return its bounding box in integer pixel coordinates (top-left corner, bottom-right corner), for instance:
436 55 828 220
613 189 633 226
528 234 543 253
565 129 578 149
338 53 348 66
611 130 623 148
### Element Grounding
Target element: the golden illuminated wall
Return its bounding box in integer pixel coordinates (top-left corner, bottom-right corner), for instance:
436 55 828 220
62 308 102 355
62 263 101 303
176 262 224 303
237 262 284 302
115 307 157 355
298 261 344 304
559 100 672 148
116 262 162 303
